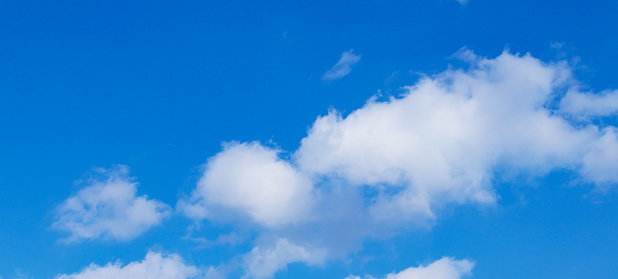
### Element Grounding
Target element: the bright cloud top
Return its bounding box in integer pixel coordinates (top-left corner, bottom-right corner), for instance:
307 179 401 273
322 49 361 81
178 142 314 228
181 49 618 278
298 51 596 220
52 165 171 242
346 257 474 279
55 252 200 279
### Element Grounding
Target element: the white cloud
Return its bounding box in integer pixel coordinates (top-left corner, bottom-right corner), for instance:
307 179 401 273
178 142 314 228
386 258 474 279
204 267 226 279
455 0 468 5
183 49 618 277
52 165 171 242
346 257 473 279
243 238 326 279
297 50 603 222
322 50 361 81
580 127 618 188
55 252 200 279
560 89 618 118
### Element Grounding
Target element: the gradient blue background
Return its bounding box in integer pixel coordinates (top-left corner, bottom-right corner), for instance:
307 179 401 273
1 0 617 278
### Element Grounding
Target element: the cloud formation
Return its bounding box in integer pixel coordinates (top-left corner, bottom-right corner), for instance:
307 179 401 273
55 252 200 279
560 89 618 118
298 51 586 220
182 49 618 278
53 165 171 242
322 50 361 81
178 142 314 228
243 238 326 279
345 257 474 279
579 127 618 188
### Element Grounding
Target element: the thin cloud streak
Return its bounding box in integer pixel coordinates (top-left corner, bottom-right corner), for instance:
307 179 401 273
322 50 361 81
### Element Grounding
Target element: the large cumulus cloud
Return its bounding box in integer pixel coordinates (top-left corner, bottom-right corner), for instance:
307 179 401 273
180 49 618 278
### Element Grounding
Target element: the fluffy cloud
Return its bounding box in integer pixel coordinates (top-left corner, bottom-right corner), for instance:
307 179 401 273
560 89 618 118
55 252 200 279
322 50 361 81
296 51 605 222
345 257 474 279
178 142 314 228
52 165 171 242
580 127 618 187
183 49 618 278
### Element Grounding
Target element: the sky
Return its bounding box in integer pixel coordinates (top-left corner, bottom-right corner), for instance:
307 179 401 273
1 0 618 278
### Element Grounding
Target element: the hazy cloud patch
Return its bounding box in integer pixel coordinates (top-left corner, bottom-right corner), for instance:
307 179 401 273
53 165 171 242
322 50 361 81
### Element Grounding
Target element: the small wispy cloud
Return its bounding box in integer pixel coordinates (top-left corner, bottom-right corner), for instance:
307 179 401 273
456 0 468 5
322 49 361 81
52 165 172 243
550 42 569 58
450 46 478 63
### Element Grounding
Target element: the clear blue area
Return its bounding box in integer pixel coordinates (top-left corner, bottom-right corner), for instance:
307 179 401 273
1 0 617 278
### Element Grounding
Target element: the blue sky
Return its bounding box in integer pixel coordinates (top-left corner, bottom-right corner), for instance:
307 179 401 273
1 0 618 278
